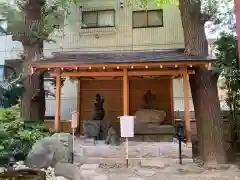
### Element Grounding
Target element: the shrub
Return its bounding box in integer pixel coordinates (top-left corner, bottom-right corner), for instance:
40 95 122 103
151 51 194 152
0 108 50 162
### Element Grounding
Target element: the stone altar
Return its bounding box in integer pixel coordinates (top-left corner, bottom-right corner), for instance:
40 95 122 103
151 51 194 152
133 90 174 142
133 109 174 142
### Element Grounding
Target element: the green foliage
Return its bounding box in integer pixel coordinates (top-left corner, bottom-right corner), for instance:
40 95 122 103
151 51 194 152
214 33 240 138
0 108 49 158
0 74 23 108
0 0 80 42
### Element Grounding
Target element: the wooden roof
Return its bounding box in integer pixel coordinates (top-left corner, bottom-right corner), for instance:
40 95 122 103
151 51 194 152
30 49 214 67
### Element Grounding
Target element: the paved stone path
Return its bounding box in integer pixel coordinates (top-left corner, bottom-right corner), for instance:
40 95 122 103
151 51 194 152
72 138 240 180
74 138 192 166
77 163 240 180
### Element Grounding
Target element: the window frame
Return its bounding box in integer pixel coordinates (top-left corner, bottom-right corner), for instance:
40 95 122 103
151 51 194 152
132 9 164 29
81 9 116 29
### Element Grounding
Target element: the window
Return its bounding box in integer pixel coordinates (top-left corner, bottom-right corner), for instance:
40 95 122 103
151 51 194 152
133 10 163 28
82 10 115 28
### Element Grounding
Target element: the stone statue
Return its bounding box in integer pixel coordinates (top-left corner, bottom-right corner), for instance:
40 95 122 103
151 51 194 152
83 93 106 141
92 93 105 120
143 89 156 109
105 124 120 146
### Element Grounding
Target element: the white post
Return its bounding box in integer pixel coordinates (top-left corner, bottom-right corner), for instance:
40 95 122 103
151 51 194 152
120 116 135 168
125 137 129 167
72 127 75 163
71 111 78 164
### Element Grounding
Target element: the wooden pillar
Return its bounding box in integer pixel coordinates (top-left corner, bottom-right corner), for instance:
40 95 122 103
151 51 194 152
54 70 61 132
77 78 81 133
170 78 174 124
183 72 191 145
123 68 129 115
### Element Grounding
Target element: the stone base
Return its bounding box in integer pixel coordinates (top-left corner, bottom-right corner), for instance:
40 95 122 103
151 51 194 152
130 134 173 142
134 125 174 134
132 125 174 142
83 120 109 140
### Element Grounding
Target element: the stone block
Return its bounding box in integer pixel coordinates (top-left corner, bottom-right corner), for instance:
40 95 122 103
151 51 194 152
91 174 109 180
54 162 82 180
26 136 69 168
99 120 110 140
128 177 147 180
83 138 95 145
135 169 155 177
136 125 174 135
129 136 143 142
80 169 96 178
83 120 101 137
80 164 100 170
140 159 165 168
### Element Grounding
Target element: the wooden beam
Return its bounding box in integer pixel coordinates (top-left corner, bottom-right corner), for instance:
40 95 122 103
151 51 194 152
54 70 61 132
170 78 174 124
127 70 194 76
61 71 123 77
183 72 191 145
123 68 129 115
50 70 195 77
33 61 208 69
77 79 81 133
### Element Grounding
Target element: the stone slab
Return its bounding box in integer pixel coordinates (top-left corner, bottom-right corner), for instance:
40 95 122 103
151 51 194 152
81 164 100 170
140 159 165 168
80 169 96 178
91 174 109 180
128 177 147 180
134 169 155 177
54 162 82 180
135 125 174 134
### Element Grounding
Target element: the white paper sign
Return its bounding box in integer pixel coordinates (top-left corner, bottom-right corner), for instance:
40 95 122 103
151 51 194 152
71 111 78 129
120 116 135 137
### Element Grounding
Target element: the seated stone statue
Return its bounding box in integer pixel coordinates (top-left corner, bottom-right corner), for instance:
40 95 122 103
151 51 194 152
142 89 156 109
105 124 120 146
134 90 168 134
92 93 105 120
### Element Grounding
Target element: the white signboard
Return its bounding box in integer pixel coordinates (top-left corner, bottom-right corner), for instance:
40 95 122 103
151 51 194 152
120 116 135 137
71 111 78 129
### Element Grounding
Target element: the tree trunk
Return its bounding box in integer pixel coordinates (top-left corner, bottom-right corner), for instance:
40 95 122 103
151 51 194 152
179 0 227 164
21 73 45 121
20 0 46 121
21 44 45 121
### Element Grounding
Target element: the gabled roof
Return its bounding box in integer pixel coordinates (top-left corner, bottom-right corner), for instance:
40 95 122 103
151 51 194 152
31 48 214 66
